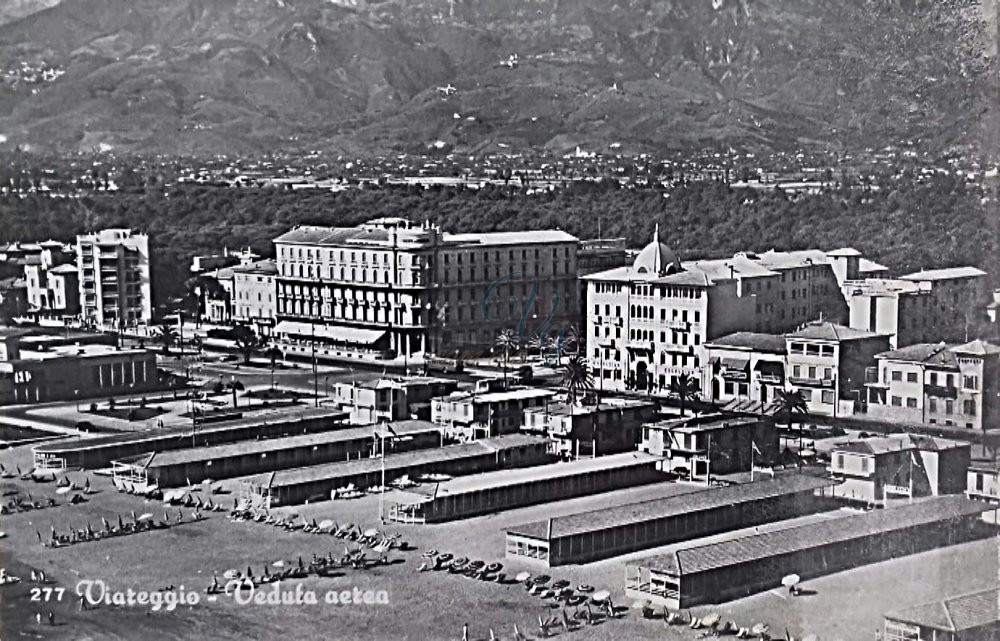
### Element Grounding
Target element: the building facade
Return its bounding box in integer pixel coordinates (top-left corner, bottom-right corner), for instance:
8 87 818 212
701 332 786 409
331 376 459 424
584 230 859 396
431 386 557 441
231 258 277 332
638 413 779 481
843 266 987 348
521 398 656 459
866 341 1000 430
76 229 152 327
784 322 891 417
273 218 579 361
827 434 971 507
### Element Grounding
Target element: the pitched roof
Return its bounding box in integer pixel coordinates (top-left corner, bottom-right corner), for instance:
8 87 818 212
952 339 1000 356
707 332 787 354
887 587 1000 632
507 474 834 540
899 266 987 282
876 342 957 366
833 433 969 456
786 321 885 342
638 496 986 576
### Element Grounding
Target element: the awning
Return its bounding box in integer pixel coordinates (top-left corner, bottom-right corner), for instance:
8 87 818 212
275 321 386 345
754 361 784 377
720 358 749 371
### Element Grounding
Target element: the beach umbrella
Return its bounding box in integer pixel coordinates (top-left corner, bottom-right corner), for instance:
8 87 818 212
751 623 770 636
272 560 285 568
56 486 71 495
577 584 595 593
591 590 611 603
318 519 334 530
222 569 239 579
363 528 379 538
515 572 532 583
781 574 801 588
138 513 153 521
532 575 551 585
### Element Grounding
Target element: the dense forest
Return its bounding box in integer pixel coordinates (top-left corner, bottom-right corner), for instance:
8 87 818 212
0 176 995 310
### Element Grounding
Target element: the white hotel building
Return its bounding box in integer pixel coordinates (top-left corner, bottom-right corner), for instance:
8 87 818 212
273 218 579 361
583 228 870 395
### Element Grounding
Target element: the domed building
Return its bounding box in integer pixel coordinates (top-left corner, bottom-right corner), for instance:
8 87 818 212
632 224 681 277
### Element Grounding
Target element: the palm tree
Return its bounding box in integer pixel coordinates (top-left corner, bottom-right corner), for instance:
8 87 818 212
561 354 594 405
154 322 177 355
493 329 519 386
226 379 245 408
775 389 809 458
669 374 700 417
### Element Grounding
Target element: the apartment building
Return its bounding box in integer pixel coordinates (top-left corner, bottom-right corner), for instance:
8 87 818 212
701 331 786 410
866 340 1000 429
583 229 861 396
273 218 579 361
231 259 277 333
784 321 890 417
843 266 987 348
76 229 152 327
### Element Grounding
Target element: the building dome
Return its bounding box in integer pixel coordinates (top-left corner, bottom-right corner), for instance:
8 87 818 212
632 224 681 276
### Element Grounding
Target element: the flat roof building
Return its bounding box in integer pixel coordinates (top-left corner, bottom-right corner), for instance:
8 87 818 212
432 387 557 441
522 398 656 459
505 473 834 566
387 451 666 523
625 495 991 609
638 413 779 482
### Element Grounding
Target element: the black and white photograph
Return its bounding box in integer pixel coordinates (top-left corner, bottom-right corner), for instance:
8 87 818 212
0 0 998 639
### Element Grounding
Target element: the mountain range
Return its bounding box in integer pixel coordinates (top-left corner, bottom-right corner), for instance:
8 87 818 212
0 0 995 157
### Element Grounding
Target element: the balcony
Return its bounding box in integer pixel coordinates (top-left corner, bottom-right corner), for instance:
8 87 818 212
663 319 690 330
788 376 836 388
925 384 958 399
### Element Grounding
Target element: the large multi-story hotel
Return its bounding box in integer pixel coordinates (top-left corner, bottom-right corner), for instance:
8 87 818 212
583 228 870 395
76 229 152 328
273 218 579 361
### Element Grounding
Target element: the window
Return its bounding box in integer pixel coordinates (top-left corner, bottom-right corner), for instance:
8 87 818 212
929 398 937 413
821 390 835 404
891 371 902 382
906 372 918 383
906 397 917 409
976 473 984 492
964 375 979 390
945 400 954 415
964 400 977 416
929 372 938 386
860 457 869 473
836 453 845 469
891 396 902 407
